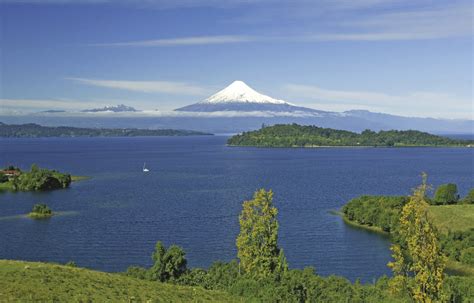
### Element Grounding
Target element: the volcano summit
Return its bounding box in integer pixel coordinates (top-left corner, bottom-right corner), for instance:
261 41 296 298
175 80 323 114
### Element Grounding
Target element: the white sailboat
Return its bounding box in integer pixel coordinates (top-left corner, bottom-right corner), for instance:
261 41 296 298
143 162 150 172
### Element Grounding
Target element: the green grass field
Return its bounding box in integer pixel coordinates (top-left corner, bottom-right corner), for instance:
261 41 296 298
0 260 240 302
428 204 474 233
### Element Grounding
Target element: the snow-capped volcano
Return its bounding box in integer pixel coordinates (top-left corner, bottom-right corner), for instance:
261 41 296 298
175 80 324 113
203 80 288 105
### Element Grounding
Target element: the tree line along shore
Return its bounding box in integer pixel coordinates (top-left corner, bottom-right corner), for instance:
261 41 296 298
0 122 212 138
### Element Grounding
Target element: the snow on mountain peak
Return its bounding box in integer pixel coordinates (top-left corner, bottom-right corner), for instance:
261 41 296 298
201 80 289 105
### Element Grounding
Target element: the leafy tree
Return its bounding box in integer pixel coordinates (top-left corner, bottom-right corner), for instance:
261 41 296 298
148 241 187 282
236 189 288 279
433 183 459 205
461 189 474 204
388 173 446 302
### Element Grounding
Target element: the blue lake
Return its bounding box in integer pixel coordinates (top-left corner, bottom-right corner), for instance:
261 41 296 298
0 136 472 282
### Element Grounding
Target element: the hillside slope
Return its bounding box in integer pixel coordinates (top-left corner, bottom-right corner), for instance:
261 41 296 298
0 260 240 302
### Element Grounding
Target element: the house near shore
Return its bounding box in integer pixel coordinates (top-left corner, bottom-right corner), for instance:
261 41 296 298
0 170 21 177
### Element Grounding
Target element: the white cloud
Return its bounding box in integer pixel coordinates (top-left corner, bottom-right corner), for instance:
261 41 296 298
0 98 109 111
283 84 473 119
92 35 255 47
67 78 212 95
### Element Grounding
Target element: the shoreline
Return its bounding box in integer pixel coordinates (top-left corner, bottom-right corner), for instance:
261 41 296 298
227 144 473 149
331 210 389 236
334 210 474 276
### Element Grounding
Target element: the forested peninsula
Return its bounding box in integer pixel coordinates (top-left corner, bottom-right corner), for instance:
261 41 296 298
341 183 474 276
227 124 473 147
0 122 212 138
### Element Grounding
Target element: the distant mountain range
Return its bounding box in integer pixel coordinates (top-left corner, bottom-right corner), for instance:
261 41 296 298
4 81 472 134
82 104 138 113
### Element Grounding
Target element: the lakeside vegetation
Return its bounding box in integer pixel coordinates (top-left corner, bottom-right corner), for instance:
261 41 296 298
2 181 473 301
0 164 76 192
342 181 474 278
227 124 474 147
27 203 53 219
0 122 212 138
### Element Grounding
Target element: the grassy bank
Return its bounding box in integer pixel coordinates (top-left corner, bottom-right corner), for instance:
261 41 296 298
428 204 474 233
0 260 240 302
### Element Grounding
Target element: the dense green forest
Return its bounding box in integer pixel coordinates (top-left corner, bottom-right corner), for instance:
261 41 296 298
0 164 72 191
227 124 473 147
0 122 211 137
342 183 474 274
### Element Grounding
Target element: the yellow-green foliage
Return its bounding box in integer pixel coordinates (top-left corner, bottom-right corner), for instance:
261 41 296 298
236 189 287 278
0 260 240 302
389 174 446 302
428 204 474 233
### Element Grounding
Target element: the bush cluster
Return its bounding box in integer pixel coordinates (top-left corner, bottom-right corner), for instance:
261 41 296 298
11 164 71 191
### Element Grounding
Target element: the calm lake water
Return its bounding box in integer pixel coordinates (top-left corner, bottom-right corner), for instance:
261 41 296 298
0 136 473 282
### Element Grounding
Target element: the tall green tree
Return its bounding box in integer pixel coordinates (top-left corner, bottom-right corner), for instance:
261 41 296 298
388 173 446 302
149 241 187 282
236 189 288 279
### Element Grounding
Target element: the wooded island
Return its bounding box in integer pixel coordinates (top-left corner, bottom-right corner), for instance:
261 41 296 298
228 124 473 147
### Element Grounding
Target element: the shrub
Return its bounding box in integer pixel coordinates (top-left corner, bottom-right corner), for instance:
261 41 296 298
460 247 474 266
31 203 52 215
433 183 459 205
125 266 148 280
461 189 474 204
149 241 187 282
28 203 53 219
0 172 8 183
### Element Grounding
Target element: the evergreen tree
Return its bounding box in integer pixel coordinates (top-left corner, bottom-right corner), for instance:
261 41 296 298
388 173 446 302
236 189 287 279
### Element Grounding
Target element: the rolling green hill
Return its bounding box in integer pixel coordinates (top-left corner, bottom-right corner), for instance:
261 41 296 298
0 260 240 302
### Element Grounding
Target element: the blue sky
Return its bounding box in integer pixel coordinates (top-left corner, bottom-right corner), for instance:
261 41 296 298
0 0 472 119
